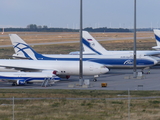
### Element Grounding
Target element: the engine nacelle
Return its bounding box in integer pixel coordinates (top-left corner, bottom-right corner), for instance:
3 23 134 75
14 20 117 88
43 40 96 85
16 80 26 85
66 75 70 79
58 75 70 79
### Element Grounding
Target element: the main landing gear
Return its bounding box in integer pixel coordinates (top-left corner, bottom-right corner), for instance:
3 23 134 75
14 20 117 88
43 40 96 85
93 78 97 82
12 83 16 86
141 67 150 74
93 75 99 82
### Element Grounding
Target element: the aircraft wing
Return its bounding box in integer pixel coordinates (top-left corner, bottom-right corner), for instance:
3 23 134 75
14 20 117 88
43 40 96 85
0 60 66 82
0 65 42 72
0 60 51 72
142 51 160 57
0 65 62 77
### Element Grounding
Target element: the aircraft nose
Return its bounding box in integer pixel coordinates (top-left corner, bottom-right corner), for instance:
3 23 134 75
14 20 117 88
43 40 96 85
154 59 158 65
101 65 109 73
150 56 159 65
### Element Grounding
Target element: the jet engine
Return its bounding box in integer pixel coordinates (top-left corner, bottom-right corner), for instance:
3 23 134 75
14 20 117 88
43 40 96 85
16 80 26 85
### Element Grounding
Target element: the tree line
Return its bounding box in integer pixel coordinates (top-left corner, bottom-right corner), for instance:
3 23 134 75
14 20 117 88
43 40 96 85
0 24 132 32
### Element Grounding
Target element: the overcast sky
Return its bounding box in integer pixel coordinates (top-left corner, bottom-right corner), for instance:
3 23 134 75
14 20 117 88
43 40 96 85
0 0 160 29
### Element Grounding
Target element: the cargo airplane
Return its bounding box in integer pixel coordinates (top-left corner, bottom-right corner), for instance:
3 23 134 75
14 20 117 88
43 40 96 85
0 60 109 85
9 34 158 72
79 31 160 57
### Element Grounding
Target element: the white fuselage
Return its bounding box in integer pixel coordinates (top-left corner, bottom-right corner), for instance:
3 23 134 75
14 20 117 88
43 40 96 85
0 72 55 83
81 30 160 60
0 60 109 76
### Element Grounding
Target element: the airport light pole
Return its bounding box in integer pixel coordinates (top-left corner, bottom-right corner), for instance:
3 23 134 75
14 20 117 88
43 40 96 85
128 89 130 120
133 0 137 78
79 0 83 86
13 96 15 120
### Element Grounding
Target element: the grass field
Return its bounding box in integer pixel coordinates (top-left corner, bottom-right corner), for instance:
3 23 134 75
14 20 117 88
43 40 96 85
0 89 160 120
0 31 154 45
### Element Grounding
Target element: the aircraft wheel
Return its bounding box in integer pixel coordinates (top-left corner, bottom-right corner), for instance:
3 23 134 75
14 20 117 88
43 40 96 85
12 83 16 86
93 78 97 82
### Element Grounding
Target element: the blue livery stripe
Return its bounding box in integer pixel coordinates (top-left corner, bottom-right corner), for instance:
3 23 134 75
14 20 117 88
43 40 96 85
14 43 155 66
82 38 102 55
155 35 160 42
0 76 61 82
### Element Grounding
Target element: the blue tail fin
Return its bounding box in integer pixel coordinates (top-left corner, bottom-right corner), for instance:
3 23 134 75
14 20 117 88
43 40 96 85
82 31 107 55
152 29 160 50
9 34 45 60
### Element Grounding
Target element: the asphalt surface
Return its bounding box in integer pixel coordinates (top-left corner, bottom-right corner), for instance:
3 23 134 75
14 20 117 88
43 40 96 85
0 66 159 90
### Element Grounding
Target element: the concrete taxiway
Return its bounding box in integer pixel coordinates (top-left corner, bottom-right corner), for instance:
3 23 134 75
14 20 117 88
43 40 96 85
0 67 159 90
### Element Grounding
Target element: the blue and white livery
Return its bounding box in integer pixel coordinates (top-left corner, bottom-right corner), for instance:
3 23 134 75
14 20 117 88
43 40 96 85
152 29 160 50
9 34 158 69
0 71 60 86
0 60 109 85
82 31 160 57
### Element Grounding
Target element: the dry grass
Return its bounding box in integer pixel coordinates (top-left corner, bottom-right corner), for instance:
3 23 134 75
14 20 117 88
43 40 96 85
0 90 160 120
100 38 156 51
0 89 160 98
0 31 154 45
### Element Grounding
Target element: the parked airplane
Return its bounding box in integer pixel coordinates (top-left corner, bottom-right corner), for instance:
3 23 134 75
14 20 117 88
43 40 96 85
81 31 160 57
0 60 109 83
9 34 158 70
152 29 160 50
0 71 60 86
